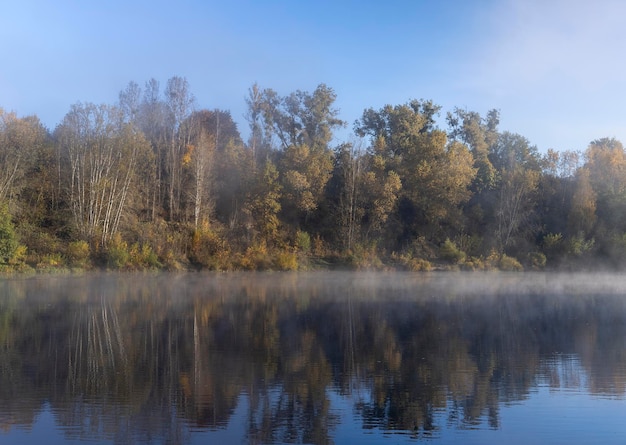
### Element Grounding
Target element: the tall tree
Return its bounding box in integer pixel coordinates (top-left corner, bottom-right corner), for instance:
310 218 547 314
254 84 344 227
489 132 542 253
355 100 476 245
447 108 499 192
0 110 47 202
56 103 152 247
164 76 195 221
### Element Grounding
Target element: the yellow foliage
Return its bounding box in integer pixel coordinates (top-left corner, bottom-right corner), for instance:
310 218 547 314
274 251 298 271
182 144 194 167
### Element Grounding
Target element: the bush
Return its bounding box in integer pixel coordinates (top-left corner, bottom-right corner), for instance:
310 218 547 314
499 254 523 271
274 251 298 271
406 257 431 271
67 240 90 268
439 238 466 264
295 230 311 253
129 243 161 269
239 242 272 270
190 226 230 269
0 203 19 265
105 234 130 269
528 252 546 270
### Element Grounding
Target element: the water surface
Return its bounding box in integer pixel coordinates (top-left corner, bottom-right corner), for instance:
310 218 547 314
1 272 626 444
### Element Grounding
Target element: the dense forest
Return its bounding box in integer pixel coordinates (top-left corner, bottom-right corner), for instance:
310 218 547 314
0 76 623 271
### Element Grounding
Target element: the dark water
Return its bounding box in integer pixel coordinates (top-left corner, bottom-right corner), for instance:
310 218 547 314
2 272 626 444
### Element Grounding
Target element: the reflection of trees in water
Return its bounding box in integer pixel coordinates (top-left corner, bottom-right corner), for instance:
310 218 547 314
1 273 626 442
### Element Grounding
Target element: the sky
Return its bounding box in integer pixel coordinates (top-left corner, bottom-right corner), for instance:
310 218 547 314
2 0 626 152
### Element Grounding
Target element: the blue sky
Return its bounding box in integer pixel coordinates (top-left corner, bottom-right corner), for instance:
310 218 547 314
2 0 625 152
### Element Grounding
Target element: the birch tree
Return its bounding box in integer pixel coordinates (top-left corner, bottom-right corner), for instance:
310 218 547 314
56 103 151 247
0 110 47 202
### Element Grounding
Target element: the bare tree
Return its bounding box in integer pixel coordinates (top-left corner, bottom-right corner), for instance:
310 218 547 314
56 103 151 247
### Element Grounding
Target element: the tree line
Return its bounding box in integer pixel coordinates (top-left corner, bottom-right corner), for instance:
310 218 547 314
0 76 622 270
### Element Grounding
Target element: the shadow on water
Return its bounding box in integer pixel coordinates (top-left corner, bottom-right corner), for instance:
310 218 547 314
1 271 626 443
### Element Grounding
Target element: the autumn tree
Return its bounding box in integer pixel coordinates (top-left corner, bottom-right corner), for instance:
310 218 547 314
447 108 499 192
244 159 282 243
56 103 152 247
567 168 596 237
355 100 476 246
164 76 195 221
489 132 542 254
254 84 344 228
0 110 47 203
325 140 366 250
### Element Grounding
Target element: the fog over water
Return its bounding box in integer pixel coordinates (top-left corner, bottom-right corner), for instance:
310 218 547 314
1 271 626 444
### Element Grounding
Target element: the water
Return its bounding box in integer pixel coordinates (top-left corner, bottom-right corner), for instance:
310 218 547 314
1 271 626 444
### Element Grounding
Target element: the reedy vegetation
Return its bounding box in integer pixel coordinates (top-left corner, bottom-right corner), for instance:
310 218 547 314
0 77 622 270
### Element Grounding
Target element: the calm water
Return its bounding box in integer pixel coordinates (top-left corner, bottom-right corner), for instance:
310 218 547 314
1 271 626 444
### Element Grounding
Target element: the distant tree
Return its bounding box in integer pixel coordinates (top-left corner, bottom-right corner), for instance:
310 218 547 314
56 103 152 247
447 108 499 192
244 159 282 243
0 110 47 202
254 84 344 227
164 76 195 221
0 202 19 264
567 168 596 237
355 100 476 245
489 132 542 253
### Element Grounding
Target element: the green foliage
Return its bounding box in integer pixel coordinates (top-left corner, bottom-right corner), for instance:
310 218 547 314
190 226 230 270
567 235 594 257
391 252 432 271
105 234 130 270
528 252 546 270
274 251 299 271
67 240 91 268
239 242 273 270
439 238 467 264
9 81 626 272
499 254 524 271
295 230 311 253
129 243 161 269
346 243 384 270
0 203 19 265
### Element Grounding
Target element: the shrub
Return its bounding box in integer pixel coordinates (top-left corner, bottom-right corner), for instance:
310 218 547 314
407 257 432 271
499 254 523 271
67 240 90 268
129 243 161 269
439 238 466 264
239 242 272 270
274 251 298 271
566 235 594 257
295 230 311 253
528 252 546 270
0 203 19 265
105 234 130 269
190 227 229 269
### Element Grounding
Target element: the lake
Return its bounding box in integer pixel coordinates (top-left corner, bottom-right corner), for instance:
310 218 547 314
1 271 626 444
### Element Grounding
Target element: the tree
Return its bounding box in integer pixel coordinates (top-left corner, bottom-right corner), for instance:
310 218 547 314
0 202 19 264
327 141 365 250
489 132 542 253
253 84 344 227
164 76 195 221
355 100 476 245
447 108 499 192
184 127 216 228
244 159 282 243
567 168 596 237
56 103 152 247
0 110 47 202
